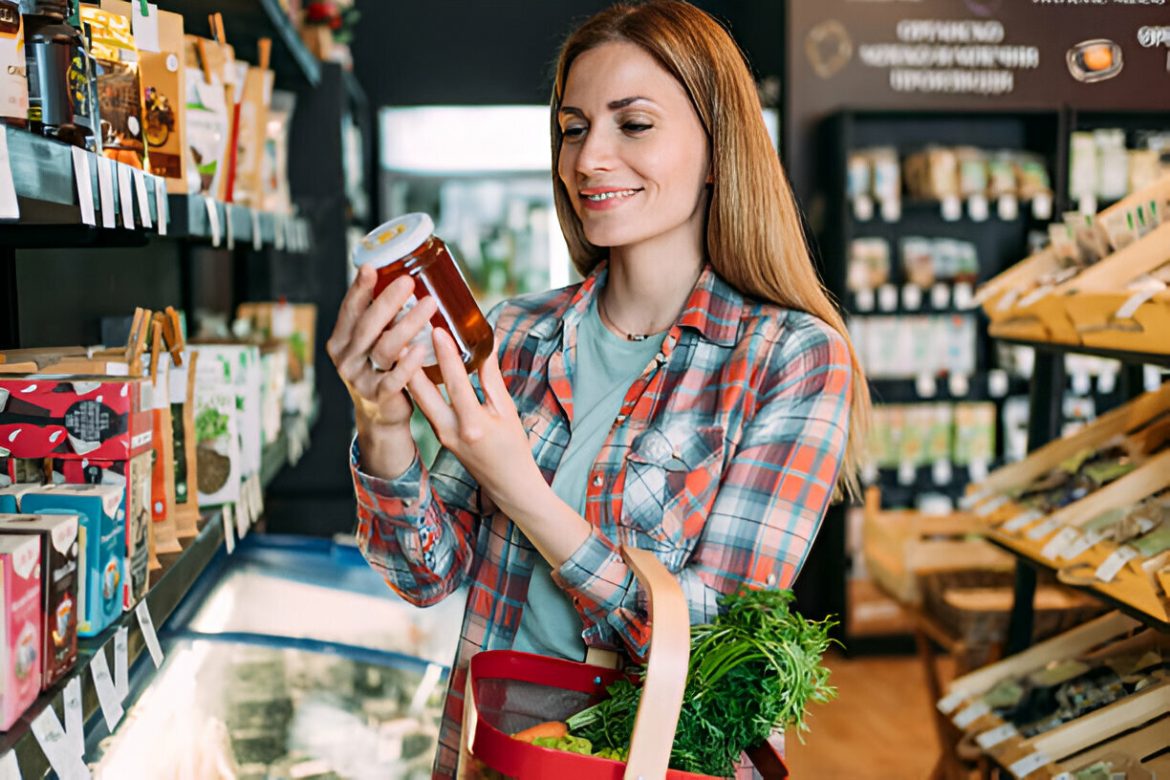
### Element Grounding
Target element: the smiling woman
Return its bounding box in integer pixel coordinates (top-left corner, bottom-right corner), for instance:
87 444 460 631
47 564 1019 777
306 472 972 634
330 1 870 777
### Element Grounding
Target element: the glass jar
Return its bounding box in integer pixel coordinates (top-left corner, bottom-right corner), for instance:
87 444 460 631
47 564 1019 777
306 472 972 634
352 213 494 385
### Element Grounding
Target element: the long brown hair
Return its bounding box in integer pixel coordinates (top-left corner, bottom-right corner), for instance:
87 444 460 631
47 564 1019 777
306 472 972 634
551 0 871 495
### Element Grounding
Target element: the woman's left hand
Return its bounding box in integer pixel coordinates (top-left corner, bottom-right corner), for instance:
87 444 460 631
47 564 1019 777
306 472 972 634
408 329 547 514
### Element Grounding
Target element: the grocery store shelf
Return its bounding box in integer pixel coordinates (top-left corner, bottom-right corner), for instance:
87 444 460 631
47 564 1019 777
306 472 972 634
999 337 1170 369
868 373 1025 405
985 535 1170 634
0 408 317 776
0 127 310 252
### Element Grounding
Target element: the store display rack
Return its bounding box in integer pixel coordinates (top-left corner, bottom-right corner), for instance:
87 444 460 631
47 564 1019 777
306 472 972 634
0 407 318 778
1 127 310 252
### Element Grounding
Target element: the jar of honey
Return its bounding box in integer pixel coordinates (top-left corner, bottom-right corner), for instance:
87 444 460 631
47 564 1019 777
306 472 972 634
352 213 494 384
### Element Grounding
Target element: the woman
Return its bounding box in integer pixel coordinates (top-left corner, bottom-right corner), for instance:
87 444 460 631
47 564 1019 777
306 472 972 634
328 1 870 776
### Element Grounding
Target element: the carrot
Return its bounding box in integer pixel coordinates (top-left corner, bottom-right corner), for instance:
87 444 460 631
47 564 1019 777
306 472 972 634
511 721 568 744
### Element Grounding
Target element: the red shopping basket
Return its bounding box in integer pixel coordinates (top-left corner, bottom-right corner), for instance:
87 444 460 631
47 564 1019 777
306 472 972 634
458 546 790 780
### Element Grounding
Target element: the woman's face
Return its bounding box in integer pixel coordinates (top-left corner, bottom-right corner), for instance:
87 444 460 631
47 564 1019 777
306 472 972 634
557 41 711 254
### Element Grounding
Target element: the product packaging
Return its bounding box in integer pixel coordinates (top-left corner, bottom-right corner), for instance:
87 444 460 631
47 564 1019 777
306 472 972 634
169 349 200 537
183 34 229 196
0 534 41 730
0 1 26 124
230 54 273 205
261 89 296 214
21 483 123 636
0 483 38 513
900 237 936 288
0 512 79 689
236 301 317 415
847 238 891 293
80 5 148 168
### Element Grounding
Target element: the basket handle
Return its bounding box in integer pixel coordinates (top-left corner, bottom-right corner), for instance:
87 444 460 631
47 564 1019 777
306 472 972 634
620 545 690 780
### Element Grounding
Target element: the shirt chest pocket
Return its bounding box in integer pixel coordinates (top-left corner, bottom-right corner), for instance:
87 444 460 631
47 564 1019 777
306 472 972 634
619 422 725 564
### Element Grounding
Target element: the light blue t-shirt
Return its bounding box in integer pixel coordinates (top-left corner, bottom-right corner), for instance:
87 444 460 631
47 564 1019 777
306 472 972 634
511 297 667 660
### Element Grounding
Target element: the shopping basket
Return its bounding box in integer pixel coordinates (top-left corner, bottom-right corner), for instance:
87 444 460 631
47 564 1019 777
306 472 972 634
458 545 790 779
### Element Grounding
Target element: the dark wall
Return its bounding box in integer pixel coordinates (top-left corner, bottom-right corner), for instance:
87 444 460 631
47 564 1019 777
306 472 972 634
353 1 784 107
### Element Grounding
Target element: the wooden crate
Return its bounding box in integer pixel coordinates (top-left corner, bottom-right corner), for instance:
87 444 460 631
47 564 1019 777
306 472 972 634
1049 714 1170 779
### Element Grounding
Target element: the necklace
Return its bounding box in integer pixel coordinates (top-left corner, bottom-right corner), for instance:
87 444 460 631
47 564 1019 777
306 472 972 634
597 289 666 342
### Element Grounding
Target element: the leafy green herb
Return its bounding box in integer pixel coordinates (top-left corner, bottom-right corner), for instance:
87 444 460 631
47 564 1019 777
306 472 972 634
565 588 837 777
195 407 229 444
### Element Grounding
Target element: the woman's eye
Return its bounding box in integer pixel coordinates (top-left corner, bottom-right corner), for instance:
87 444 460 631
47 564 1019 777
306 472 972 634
562 126 587 140
622 122 652 133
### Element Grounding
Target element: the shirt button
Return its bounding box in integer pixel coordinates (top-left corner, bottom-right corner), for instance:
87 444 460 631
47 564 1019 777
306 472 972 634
592 475 603 488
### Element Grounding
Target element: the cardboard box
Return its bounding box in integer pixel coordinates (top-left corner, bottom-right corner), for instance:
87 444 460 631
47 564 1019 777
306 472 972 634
0 513 80 690
22 485 124 637
0 535 42 730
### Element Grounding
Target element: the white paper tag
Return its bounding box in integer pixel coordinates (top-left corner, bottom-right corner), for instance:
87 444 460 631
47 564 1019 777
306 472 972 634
975 495 1010 519
916 373 938 398
0 751 20 780
953 282 975 310
988 369 1010 399
134 601 164 668
274 214 286 250
997 194 1019 221
154 176 168 236
852 195 874 222
1095 546 1139 583
255 474 265 518
931 283 950 310
1097 369 1117 395
114 626 129 698
1071 370 1091 397
71 148 96 227
131 2 161 53
225 205 235 250
1116 285 1162 320
953 700 991 729
63 677 84 760
97 157 116 229
968 194 989 222
1032 194 1053 221
1026 515 1062 541
1041 527 1080 560
878 284 898 312
1010 750 1051 778
0 130 18 220
975 722 1018 750
204 197 221 247
995 287 1021 313
959 488 993 512
937 691 967 714
969 459 989 484
902 284 923 311
880 197 901 223
116 164 135 229
941 195 962 222
1078 194 1097 216
1000 507 1041 530
932 459 953 485
90 650 124 730
251 208 263 250
896 460 916 486
855 287 875 312
948 373 970 398
222 505 236 554
30 706 89 780
236 494 250 539
132 168 152 228
1060 529 1104 561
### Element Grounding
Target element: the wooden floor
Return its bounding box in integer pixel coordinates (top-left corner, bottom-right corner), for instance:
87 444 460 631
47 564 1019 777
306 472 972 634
785 651 951 780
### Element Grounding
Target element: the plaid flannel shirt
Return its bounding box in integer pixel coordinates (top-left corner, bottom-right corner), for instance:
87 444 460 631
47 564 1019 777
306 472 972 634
351 262 852 778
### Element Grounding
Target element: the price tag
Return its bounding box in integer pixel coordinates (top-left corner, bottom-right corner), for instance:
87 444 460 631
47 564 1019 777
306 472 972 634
70 148 96 226
969 459 989 483
236 490 251 538
1071 370 1091 397
254 474 266 518
861 461 879 486
852 195 874 222
1077 194 1096 216
132 168 152 228
1060 529 1104 561
1000 508 1042 530
1009 750 1051 778
1032 194 1053 221
988 369 1010 399
114 626 129 698
995 287 1020 313
967 194 989 222
974 495 1010 519
134 600 164 668
877 284 898 312
204 197 221 247
902 284 923 310
222 505 236 554
948 373 970 398
274 215 286 250
0 751 20 780
116 163 135 229
0 130 16 221
63 677 84 760
952 700 990 729
880 197 901 223
97 157 116 229
1116 285 1162 321
941 195 962 222
225 205 235 250
90 648 124 730
897 460 917 486
1097 369 1118 395
1041 527 1080 560
1025 515 1061 541
30 706 89 780
1095 546 1139 583
997 194 1018 221
251 208 263 250
937 691 967 715
975 722 1018 750
932 459 953 485
953 282 975 311
154 176 168 236
131 2 160 53
959 488 993 512
1145 366 1163 393
915 373 938 399
931 283 950 310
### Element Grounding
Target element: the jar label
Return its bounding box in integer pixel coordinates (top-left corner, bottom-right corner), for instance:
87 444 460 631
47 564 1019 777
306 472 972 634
396 295 437 367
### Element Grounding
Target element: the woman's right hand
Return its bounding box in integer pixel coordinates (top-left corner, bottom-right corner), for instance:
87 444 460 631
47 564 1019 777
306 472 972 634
327 264 439 433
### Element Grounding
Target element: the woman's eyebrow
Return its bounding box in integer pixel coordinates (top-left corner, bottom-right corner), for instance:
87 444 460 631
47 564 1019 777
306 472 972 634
558 96 655 117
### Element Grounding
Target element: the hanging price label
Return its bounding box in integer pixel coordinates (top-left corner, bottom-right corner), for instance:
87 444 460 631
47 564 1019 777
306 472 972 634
114 626 130 698
0 750 20 780
1061 529 1104 561
222 505 236 554
70 148 96 227
134 600 164 668
154 177 168 236
97 157 116 229
225 205 236 250
1095 546 1139 583
132 168 152 229
62 677 84 760
937 690 967 715
1025 515 1062 541
30 705 89 780
975 722 1018 750
117 164 135 229
974 495 1010 519
204 197 221 246
1041 527 1081 561
1009 750 1051 779
251 208 263 250
90 648 125 730
952 700 990 729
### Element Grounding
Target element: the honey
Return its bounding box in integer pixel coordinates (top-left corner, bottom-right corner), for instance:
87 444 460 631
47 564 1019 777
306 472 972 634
352 213 494 384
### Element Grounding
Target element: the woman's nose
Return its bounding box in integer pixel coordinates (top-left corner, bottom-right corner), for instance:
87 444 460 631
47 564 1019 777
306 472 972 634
575 128 616 175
